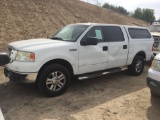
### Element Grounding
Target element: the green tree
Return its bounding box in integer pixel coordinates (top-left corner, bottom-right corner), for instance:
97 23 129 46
117 6 129 15
132 8 143 20
102 3 129 15
102 3 110 9
133 8 155 22
143 9 155 22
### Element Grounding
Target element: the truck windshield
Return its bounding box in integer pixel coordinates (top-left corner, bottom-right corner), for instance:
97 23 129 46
49 25 89 42
149 25 160 32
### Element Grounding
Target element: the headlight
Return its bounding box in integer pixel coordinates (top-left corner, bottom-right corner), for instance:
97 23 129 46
16 51 35 62
151 59 160 71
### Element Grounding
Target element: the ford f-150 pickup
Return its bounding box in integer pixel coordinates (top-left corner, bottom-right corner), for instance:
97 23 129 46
3 23 154 97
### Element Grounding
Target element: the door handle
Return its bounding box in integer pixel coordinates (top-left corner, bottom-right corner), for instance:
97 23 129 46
103 46 108 51
123 45 127 49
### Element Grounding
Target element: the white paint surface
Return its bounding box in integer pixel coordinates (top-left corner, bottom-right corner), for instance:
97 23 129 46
0 109 4 120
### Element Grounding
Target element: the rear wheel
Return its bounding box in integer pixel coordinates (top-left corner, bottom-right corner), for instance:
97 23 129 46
37 64 71 97
128 56 144 76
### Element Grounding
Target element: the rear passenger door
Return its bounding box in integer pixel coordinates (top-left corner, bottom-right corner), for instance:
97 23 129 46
104 26 128 68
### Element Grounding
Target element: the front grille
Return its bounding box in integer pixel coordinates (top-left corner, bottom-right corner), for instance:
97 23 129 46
153 42 159 48
6 46 17 62
7 47 12 56
153 36 160 49
153 36 160 42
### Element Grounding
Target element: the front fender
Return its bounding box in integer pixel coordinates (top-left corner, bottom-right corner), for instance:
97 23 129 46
35 48 79 74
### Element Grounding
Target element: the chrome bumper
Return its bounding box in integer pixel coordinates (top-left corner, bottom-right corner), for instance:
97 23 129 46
4 68 37 83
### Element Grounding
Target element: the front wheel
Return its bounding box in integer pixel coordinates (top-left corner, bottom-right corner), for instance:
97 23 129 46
37 64 71 97
128 56 145 76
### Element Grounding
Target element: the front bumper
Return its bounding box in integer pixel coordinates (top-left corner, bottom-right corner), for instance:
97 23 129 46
148 68 160 81
147 77 160 96
4 68 37 83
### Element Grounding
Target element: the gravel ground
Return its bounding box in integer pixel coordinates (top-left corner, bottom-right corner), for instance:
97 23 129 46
0 63 160 120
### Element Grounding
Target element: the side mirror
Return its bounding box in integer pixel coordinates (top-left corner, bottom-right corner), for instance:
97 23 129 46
81 37 98 46
0 53 10 66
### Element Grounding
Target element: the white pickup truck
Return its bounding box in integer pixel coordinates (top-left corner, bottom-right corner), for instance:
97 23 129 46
3 23 153 97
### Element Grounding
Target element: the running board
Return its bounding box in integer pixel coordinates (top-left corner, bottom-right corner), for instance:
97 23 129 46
78 67 127 80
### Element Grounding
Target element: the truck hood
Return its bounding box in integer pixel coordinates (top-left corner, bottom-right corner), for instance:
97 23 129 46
8 38 68 49
151 32 160 36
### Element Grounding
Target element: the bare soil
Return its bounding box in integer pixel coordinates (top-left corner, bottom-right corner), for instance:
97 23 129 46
0 63 160 120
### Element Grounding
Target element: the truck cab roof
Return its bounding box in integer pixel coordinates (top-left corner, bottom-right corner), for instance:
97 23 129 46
70 23 148 29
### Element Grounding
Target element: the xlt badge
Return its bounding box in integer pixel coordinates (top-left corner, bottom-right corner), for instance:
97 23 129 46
69 49 77 51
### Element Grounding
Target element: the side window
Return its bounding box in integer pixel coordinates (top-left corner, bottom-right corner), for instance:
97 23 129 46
83 26 104 42
128 28 151 39
104 26 124 42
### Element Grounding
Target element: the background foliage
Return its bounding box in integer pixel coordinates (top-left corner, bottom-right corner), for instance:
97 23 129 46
102 3 156 22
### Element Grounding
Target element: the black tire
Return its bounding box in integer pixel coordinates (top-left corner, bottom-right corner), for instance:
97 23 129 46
128 55 144 76
37 64 71 97
151 91 160 98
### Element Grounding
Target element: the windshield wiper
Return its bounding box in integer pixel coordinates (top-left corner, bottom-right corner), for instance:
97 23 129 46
50 37 63 40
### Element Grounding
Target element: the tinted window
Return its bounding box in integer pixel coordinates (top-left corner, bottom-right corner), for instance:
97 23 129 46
82 26 104 42
104 26 124 42
128 28 151 39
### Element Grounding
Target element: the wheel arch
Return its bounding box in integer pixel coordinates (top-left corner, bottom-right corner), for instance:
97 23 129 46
128 51 145 76
36 59 74 81
135 51 146 60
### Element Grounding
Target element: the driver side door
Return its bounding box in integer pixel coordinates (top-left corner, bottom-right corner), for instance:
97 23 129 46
78 26 109 74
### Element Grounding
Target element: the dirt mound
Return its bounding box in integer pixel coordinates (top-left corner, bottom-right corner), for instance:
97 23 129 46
0 0 148 48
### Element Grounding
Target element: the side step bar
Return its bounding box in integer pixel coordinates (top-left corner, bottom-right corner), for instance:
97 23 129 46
78 67 127 80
